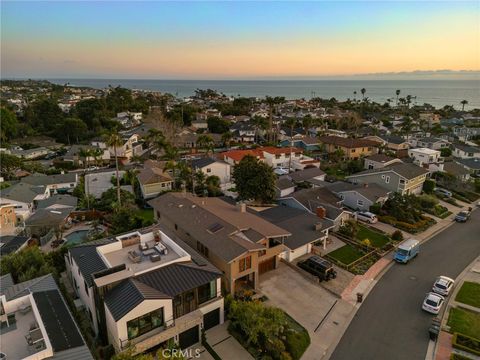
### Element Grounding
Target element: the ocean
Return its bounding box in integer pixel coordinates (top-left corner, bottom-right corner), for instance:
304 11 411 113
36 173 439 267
49 79 480 110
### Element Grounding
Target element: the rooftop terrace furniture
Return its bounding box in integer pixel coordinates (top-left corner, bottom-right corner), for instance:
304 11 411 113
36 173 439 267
128 250 142 264
120 234 141 248
142 249 155 257
150 254 161 262
139 243 148 251
154 242 168 255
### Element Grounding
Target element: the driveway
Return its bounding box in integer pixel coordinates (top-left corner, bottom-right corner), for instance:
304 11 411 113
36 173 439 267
259 262 343 358
204 321 253 360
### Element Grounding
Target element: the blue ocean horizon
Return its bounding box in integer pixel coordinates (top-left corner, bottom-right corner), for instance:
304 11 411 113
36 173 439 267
48 79 480 110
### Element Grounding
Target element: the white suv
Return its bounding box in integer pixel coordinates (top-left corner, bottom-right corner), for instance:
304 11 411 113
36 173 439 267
356 211 378 224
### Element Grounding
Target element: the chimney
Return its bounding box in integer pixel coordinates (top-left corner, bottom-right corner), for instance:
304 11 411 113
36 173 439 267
314 222 323 231
316 206 326 219
237 202 246 213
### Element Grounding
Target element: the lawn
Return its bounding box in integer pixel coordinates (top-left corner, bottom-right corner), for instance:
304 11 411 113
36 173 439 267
447 307 480 339
455 282 480 309
356 225 390 248
136 208 154 222
327 244 364 265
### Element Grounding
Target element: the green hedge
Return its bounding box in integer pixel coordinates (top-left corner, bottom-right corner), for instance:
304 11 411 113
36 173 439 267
378 215 436 234
452 333 480 356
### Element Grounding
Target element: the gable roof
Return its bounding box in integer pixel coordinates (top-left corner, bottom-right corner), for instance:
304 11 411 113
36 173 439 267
318 136 378 148
455 158 480 170
0 235 29 257
443 162 470 176
22 173 77 186
137 166 172 185
365 154 399 164
327 182 390 202
69 242 110 287
1 182 46 203
25 207 73 227
37 194 78 209
276 177 295 190
258 206 334 250
286 168 326 182
192 157 220 169
347 163 429 180
453 143 480 153
104 278 171 321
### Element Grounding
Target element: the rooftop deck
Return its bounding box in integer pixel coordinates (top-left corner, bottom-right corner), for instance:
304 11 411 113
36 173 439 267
0 307 47 359
103 241 182 274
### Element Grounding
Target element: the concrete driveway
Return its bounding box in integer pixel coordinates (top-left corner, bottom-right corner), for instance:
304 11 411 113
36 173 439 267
259 262 349 359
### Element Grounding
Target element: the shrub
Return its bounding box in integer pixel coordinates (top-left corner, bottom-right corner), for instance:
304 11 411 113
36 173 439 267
423 179 435 194
391 230 404 241
361 239 372 247
379 216 397 225
369 203 381 214
452 333 480 356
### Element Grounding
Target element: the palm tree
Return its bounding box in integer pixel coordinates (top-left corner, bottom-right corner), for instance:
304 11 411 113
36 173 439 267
90 147 103 168
221 132 233 149
104 128 123 207
196 134 215 155
301 115 313 136
285 118 297 173
406 95 412 109
161 145 179 182
353 91 357 101
460 100 468 111
265 96 285 143
146 128 166 157
361 88 366 100
395 89 401 106
251 115 267 144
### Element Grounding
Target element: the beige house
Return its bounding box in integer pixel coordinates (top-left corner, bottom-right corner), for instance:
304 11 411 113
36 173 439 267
137 160 174 199
318 136 379 160
149 193 291 293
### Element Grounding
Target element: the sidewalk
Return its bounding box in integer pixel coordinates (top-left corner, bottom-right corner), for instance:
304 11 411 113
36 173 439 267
429 256 480 360
318 203 478 360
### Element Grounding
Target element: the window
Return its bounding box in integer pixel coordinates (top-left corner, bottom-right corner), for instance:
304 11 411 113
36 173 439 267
385 176 390 184
357 199 364 206
198 280 217 304
381 175 385 179
259 250 267 257
239 256 252 272
161 183 165 187
275 154 281 159
269 237 282 248
127 308 164 340
351 149 356 153
206 168 212 173
399 179 405 184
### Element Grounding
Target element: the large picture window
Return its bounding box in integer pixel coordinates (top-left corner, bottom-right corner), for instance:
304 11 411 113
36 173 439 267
127 308 164 340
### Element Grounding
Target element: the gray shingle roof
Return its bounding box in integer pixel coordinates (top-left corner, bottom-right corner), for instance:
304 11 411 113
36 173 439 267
258 206 334 250
192 157 218 169
22 172 77 186
285 168 326 182
276 177 295 190
326 182 390 202
1 182 46 203
455 158 480 170
37 194 78 209
25 207 73 227
0 274 58 301
0 235 29 256
347 163 429 180
104 278 171 321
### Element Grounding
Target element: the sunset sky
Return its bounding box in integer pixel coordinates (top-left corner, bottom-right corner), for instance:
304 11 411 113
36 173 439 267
1 1 479 79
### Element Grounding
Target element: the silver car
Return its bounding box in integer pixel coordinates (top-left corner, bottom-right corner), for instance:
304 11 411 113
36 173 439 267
432 276 454 296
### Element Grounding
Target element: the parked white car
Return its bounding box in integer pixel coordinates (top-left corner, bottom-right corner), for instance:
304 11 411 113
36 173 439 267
422 292 445 314
356 211 378 224
432 276 454 296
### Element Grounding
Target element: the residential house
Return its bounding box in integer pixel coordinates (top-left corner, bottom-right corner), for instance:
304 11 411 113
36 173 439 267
454 158 480 175
346 163 429 195
275 177 296 198
0 235 29 257
443 162 471 182
149 193 291 293
365 135 409 155
36 194 78 210
24 207 73 243
22 172 78 195
278 187 350 230
0 182 50 222
364 154 403 170
10 147 50 160
0 203 17 234
173 133 222 149
413 137 450 150
137 161 174 200
452 143 480 159
85 170 134 199
279 136 323 152
408 148 444 172
220 149 264 166
327 182 391 212
287 167 326 184
230 123 255 143
257 206 334 262
318 136 378 160
63 144 110 167
191 119 208 130
0 273 94 359
66 225 224 353
261 147 320 170
192 158 231 189
323 129 348 138
453 126 480 141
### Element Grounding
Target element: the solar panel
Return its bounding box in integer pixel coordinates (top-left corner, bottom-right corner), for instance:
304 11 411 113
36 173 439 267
208 223 224 233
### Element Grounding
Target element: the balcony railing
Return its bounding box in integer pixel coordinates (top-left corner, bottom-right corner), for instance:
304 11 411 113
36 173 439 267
120 317 175 350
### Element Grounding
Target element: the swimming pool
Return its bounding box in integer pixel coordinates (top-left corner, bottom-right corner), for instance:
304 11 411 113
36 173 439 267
64 230 89 245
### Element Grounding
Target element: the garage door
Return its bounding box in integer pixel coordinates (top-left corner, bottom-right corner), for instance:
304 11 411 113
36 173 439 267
259 257 276 274
179 325 199 349
203 308 220 331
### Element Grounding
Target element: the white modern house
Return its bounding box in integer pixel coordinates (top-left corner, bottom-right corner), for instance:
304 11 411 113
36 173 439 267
66 225 224 355
191 158 231 189
408 148 444 172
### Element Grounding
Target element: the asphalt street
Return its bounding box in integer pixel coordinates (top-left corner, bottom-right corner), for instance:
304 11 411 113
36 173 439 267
331 209 480 360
